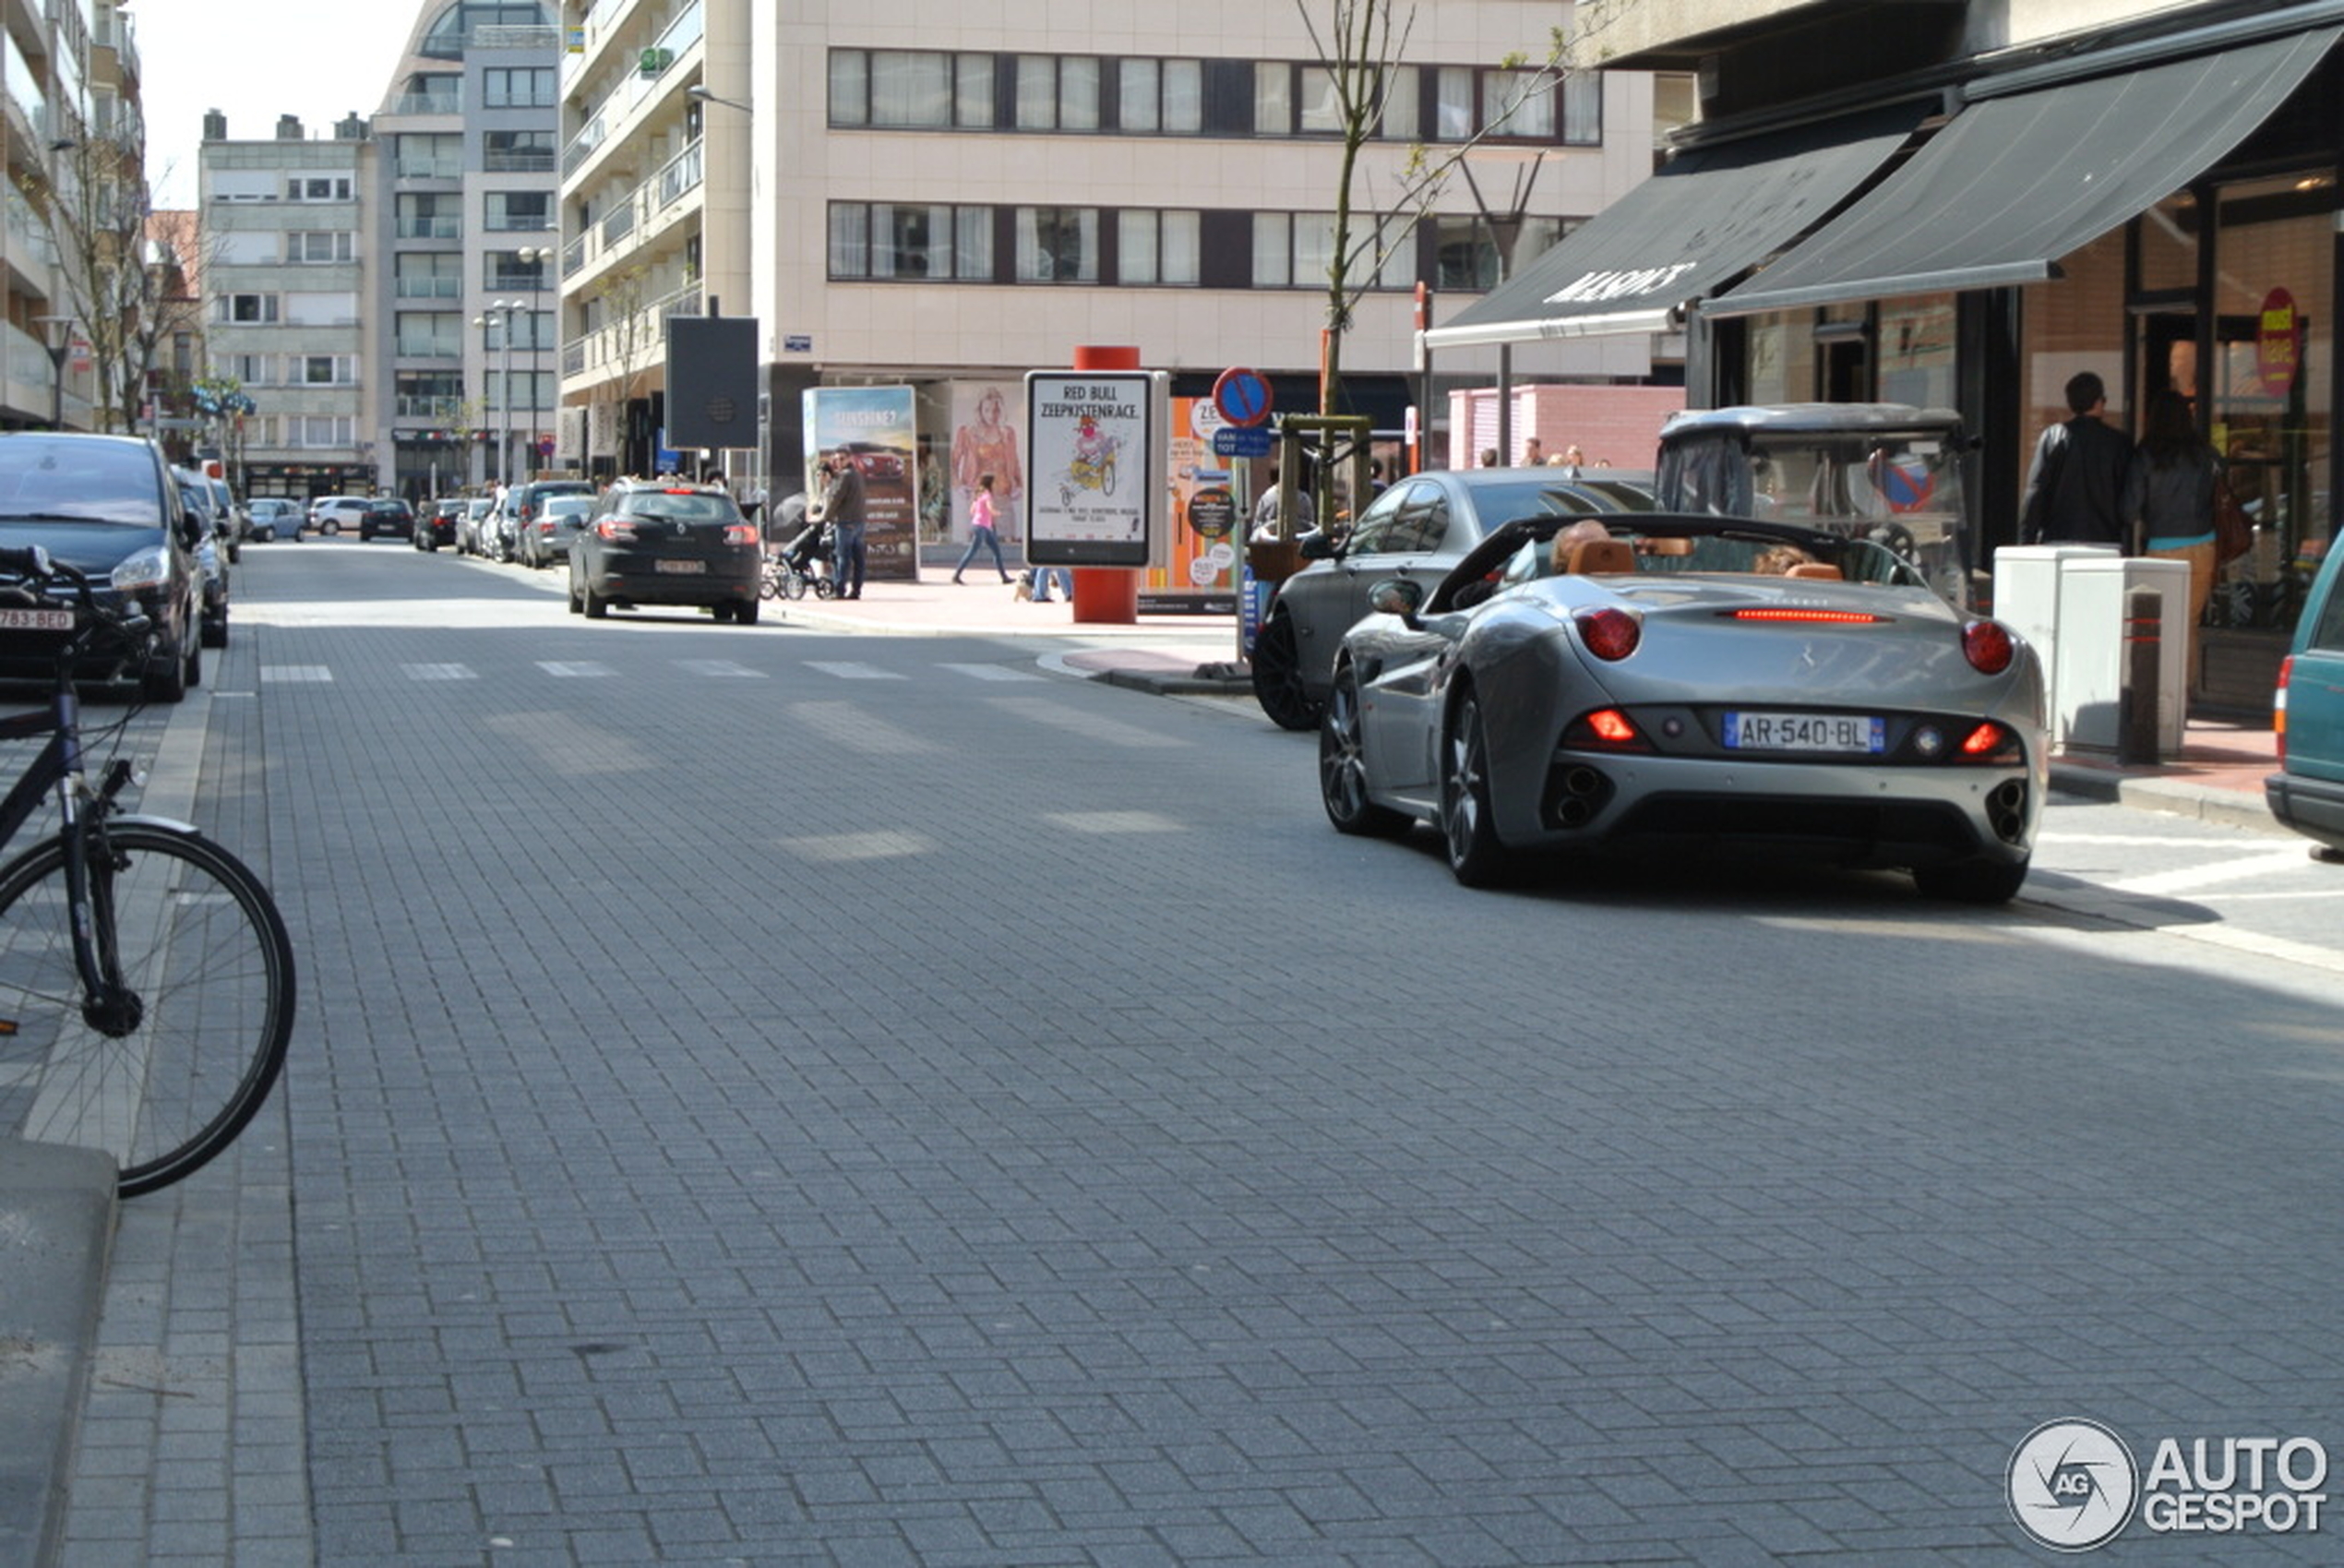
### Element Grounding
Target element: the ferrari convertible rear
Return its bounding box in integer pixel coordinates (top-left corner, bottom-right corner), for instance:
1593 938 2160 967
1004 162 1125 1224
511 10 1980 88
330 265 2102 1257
1319 513 2047 901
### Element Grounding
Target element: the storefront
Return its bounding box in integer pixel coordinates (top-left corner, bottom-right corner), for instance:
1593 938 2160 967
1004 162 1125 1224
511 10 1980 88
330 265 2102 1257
1699 14 2342 706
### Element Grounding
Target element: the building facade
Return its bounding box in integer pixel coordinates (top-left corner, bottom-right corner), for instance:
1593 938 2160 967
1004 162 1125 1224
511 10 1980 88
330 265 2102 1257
370 0 561 499
5 0 142 432
556 1 1671 530
197 112 377 498
1519 0 2344 702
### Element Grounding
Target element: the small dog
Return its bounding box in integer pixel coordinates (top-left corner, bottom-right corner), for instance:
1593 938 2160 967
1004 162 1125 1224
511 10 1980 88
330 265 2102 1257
1013 570 1034 602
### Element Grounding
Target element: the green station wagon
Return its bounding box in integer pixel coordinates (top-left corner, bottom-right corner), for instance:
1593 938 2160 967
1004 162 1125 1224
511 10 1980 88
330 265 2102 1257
2268 544 2344 862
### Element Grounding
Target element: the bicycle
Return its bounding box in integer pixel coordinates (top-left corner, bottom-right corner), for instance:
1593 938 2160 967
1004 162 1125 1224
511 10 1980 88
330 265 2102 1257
0 546 295 1197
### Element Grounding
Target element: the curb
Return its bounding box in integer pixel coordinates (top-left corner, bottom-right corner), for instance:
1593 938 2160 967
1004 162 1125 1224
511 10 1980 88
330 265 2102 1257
0 1139 114 1568
2049 762 2280 835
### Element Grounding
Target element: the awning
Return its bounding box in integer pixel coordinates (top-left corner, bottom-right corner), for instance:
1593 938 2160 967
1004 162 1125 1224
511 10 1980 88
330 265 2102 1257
1707 26 2343 317
1419 102 1926 351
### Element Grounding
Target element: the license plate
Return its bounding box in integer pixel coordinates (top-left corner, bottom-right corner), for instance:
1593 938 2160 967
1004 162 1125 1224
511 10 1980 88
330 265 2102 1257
653 558 706 574
1723 712 1885 753
0 607 73 631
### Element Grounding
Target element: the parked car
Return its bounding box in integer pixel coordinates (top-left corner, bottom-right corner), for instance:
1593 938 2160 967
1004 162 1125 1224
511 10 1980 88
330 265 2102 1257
245 497 299 543
519 493 596 569
359 497 416 543
498 479 595 563
0 432 205 701
305 496 372 537
206 476 247 557
568 478 762 623
1316 510 2044 901
413 497 465 552
2268 542 2344 863
173 468 233 650
455 497 496 557
1252 467 1656 730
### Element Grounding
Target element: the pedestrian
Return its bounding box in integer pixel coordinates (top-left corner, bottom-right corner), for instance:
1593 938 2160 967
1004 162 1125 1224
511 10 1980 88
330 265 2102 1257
1478 448 1500 468
1026 559 1073 604
819 450 867 599
1522 437 1544 467
2123 387 2219 671
1249 463 1314 543
2020 371 2132 545
952 472 1012 584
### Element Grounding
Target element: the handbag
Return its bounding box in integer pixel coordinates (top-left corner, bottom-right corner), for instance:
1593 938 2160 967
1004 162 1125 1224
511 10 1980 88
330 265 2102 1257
2213 473 2253 565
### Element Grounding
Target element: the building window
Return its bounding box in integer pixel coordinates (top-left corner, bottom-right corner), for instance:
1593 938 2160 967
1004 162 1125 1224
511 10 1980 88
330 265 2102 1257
221 293 279 324
395 372 465 420
486 249 550 292
484 130 555 172
396 312 464 358
300 354 357 386
829 50 996 128
828 203 994 281
397 193 462 240
485 191 552 233
286 231 355 264
483 67 555 109
1015 207 1099 281
397 253 463 299
1117 210 1201 285
1116 59 1202 134
223 353 270 385
286 175 353 202
394 133 463 179
1258 212 1412 290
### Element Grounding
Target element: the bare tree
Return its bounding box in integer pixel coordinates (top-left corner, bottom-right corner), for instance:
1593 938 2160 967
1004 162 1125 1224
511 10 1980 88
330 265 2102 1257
127 207 216 443
30 121 162 432
1295 0 1571 417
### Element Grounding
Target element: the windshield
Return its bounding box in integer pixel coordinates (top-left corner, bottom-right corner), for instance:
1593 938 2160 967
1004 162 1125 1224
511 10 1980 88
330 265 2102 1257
0 437 162 524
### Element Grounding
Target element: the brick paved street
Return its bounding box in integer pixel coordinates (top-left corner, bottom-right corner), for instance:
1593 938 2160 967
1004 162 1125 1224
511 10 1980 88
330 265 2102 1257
54 545 2344 1564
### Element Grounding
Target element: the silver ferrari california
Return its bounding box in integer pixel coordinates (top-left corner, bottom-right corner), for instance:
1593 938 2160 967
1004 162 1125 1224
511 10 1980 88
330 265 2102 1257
1317 512 2047 901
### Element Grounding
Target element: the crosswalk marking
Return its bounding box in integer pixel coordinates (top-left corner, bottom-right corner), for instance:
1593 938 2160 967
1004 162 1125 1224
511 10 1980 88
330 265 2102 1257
983 695 1185 748
674 660 765 678
1040 810 1186 834
2107 846 2326 898
405 664 476 681
939 663 1046 682
536 661 615 678
783 701 939 756
260 665 334 683
803 660 903 680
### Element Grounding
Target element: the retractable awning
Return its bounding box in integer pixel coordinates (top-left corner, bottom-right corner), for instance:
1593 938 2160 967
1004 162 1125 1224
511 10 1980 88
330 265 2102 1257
1707 25 2342 317
1419 102 1925 351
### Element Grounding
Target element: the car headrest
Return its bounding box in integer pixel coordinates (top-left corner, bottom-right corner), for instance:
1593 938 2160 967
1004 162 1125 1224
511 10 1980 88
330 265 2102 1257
1566 539 1638 575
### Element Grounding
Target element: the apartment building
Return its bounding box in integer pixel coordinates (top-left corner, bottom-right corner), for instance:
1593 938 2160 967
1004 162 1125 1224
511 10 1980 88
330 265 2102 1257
197 112 377 498
556 1 1670 508
4 0 143 431
371 0 561 498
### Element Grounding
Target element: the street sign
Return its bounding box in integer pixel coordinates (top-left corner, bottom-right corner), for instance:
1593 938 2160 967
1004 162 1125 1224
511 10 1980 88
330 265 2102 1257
1213 425 1273 459
1212 366 1274 428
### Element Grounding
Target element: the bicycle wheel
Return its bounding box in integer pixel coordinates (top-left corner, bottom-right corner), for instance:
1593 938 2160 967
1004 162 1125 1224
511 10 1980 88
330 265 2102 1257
0 822 295 1197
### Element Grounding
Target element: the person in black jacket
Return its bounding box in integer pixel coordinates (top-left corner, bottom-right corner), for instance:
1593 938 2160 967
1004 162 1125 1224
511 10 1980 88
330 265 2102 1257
818 453 867 599
2020 371 2133 545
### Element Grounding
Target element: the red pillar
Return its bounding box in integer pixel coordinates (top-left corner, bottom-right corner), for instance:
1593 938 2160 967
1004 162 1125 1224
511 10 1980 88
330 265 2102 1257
1068 343 1141 625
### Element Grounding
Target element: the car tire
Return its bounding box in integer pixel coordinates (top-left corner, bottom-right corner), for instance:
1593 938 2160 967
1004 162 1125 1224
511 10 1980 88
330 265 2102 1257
567 575 583 614
583 582 609 618
1320 664 1409 838
1250 610 1322 732
1913 856 2028 904
201 611 228 650
735 597 759 626
144 641 190 704
1441 688 1520 889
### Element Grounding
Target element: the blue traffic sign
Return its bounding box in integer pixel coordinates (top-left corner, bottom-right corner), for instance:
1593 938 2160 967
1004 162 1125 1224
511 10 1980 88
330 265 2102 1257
1213 366 1274 428
1214 425 1274 459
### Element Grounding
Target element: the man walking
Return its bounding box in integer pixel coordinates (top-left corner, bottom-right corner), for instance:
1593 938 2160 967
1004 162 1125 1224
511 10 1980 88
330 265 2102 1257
2020 371 2133 546
819 450 867 599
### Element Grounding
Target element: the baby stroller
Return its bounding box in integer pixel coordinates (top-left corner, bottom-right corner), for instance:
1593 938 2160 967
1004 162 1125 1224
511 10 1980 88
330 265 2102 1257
763 519 835 601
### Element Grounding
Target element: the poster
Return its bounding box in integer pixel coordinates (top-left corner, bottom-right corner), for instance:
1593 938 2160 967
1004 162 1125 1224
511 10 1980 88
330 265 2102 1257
802 385 918 580
1023 371 1163 568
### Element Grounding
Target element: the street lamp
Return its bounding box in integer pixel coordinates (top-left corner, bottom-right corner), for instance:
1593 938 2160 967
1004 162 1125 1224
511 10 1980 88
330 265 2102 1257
515 245 553 479
472 301 520 489
686 84 750 114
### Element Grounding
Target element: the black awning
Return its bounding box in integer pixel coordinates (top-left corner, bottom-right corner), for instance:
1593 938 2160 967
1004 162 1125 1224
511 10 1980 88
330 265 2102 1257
1420 103 1926 350
1708 26 2341 317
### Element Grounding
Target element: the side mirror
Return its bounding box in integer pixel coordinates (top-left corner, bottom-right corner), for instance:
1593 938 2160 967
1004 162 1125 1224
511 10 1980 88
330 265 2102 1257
1368 577 1425 627
1298 530 1337 560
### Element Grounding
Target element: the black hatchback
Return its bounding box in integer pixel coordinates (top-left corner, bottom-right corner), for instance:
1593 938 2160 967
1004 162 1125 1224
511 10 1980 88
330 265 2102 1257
567 479 763 623
0 432 205 700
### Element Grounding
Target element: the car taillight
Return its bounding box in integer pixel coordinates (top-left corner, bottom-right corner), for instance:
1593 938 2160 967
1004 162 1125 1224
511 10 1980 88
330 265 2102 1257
1563 707 1650 751
2276 653 2292 766
1961 617 2015 675
724 524 759 546
1725 608 1886 624
1574 606 1641 661
596 519 638 541
1958 721 2021 762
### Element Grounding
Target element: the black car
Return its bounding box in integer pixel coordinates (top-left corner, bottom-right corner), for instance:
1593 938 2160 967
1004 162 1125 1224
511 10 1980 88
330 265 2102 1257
413 497 464 552
0 432 205 701
359 498 416 543
568 479 762 623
